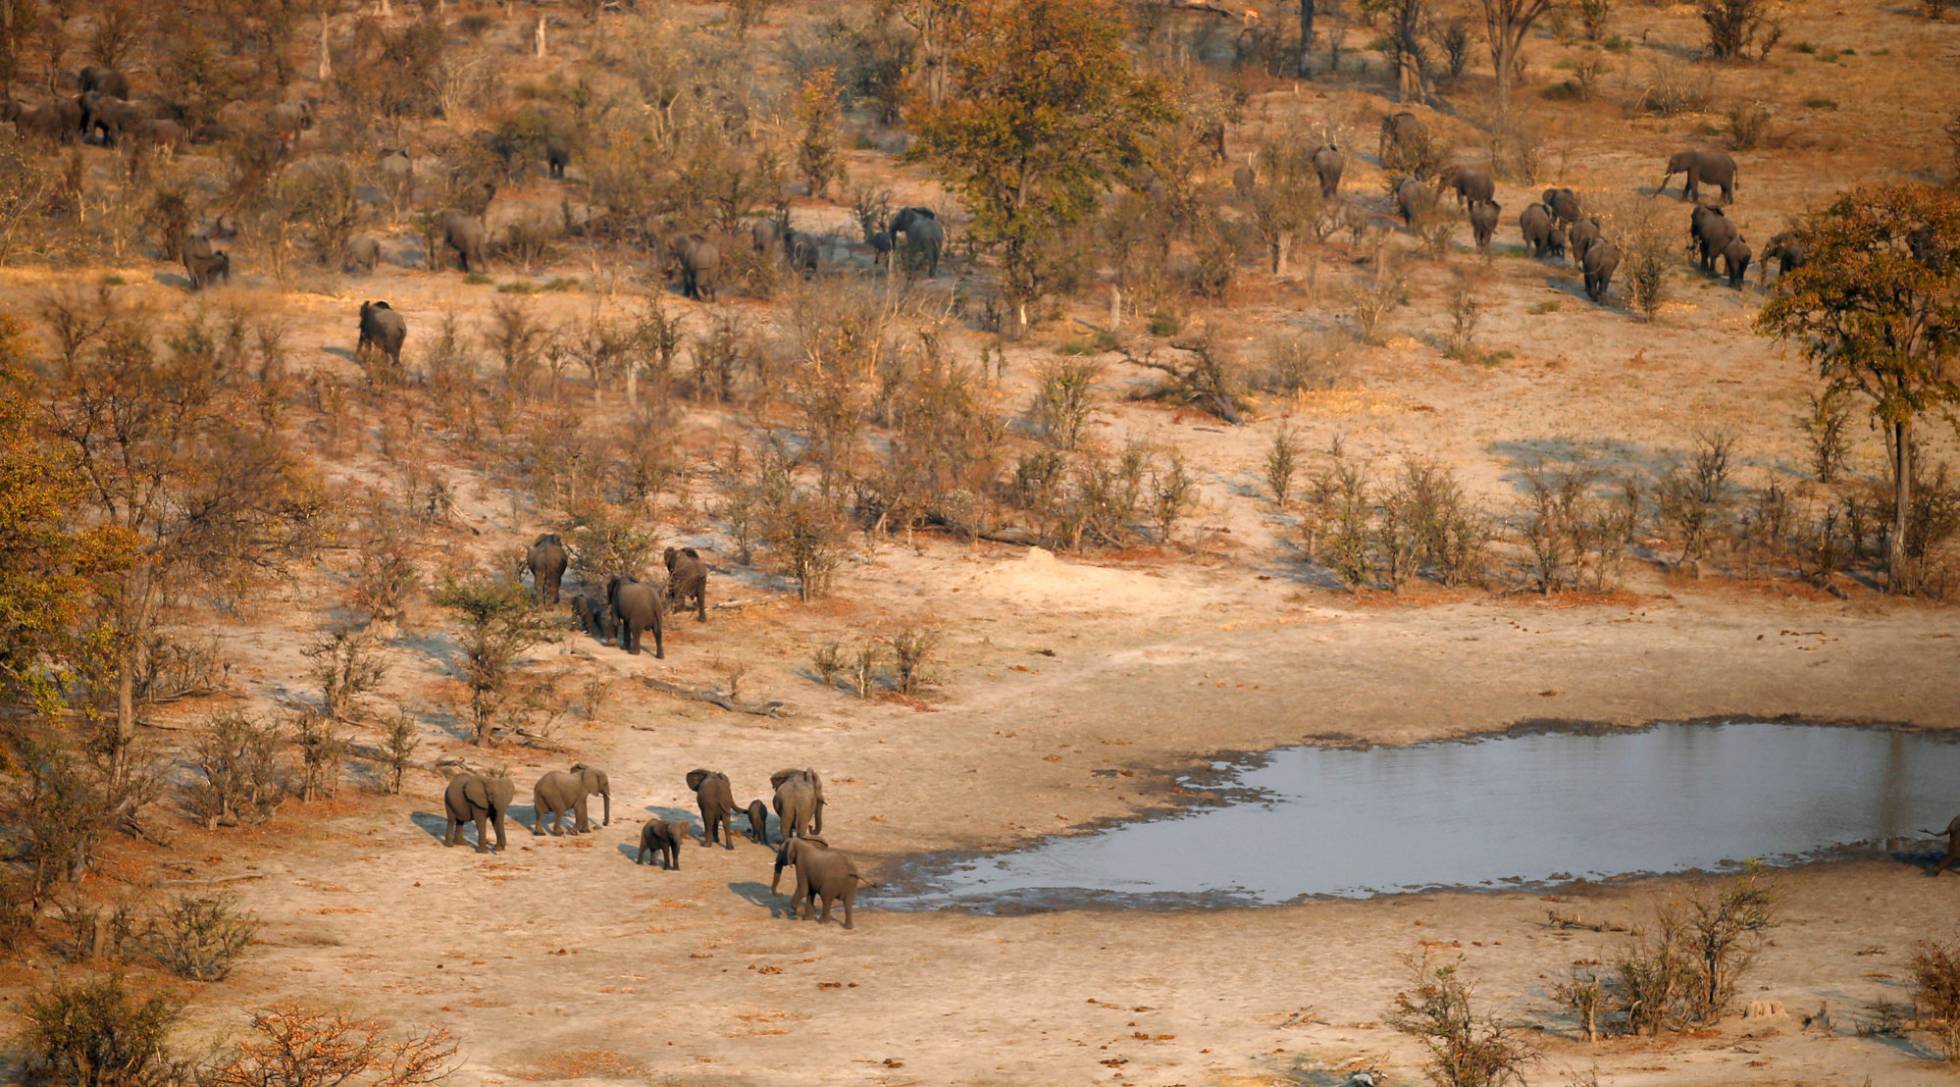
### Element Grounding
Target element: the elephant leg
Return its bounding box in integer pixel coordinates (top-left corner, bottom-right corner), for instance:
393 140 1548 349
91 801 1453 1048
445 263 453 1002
1937 849 1958 876
444 818 457 846
842 891 854 930
670 844 680 871
574 797 588 834
722 817 734 851
473 812 489 853
818 891 834 925
493 810 507 851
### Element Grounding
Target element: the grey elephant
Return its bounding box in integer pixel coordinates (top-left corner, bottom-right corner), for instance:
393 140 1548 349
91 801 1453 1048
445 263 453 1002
745 799 770 845
80 91 144 147
771 768 826 839
532 764 610 835
1657 149 1737 204
1690 204 1737 273
572 592 615 640
269 99 314 145
867 230 894 266
1377 111 1425 164
525 533 568 605
441 212 489 274
671 235 720 301
182 233 230 291
1394 176 1435 227
1566 217 1604 265
1720 236 1751 288
1520 203 1565 259
1231 161 1255 197
637 818 688 869
1311 144 1344 199
1541 188 1583 226
345 236 381 274
1437 165 1494 207
443 772 515 853
1928 814 1959 876
544 135 571 179
891 207 943 276
1467 199 1500 253
1759 231 1808 284
663 547 708 622
21 98 82 145
136 117 186 154
607 575 664 657
356 301 406 370
772 836 872 929
784 229 820 277
1582 239 1620 304
685 769 740 850
78 65 131 100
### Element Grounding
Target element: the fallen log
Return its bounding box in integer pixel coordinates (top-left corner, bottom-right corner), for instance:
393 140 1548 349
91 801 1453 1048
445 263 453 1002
635 675 790 718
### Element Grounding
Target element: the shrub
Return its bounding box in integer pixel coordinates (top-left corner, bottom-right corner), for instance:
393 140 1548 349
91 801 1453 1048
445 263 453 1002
21 975 182 1087
1260 333 1347 395
379 711 419 796
1387 953 1537 1087
1698 0 1783 60
887 627 940 695
1803 388 1852 483
1609 869 1778 1034
1577 0 1612 39
1349 270 1407 345
1515 460 1633 593
1554 968 1606 1043
1265 427 1302 509
202 1004 458 1087
146 893 258 982
811 642 846 689
291 712 349 803
1656 431 1737 571
1633 57 1715 116
1909 941 1960 1060
1150 452 1199 545
186 712 285 829
304 625 387 722
1029 361 1102 451
434 572 556 745
1727 100 1772 150
569 506 659 584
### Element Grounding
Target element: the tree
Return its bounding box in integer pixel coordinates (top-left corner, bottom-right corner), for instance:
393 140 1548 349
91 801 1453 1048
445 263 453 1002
1479 0 1556 122
1387 952 1536 1087
910 0 1173 334
434 573 553 745
1366 0 1433 102
1757 184 1960 594
794 68 845 199
203 1004 457 1087
1297 0 1315 77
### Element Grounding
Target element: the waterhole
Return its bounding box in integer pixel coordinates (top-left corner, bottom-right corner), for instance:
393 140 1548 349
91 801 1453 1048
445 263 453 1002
883 720 1960 912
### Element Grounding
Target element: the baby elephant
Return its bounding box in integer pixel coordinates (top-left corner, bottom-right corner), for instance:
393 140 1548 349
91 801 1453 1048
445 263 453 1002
637 818 688 870
746 799 770 845
572 592 615 640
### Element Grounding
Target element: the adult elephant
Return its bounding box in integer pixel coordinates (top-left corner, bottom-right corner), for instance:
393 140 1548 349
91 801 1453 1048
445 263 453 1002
1377 111 1425 164
1541 187 1583 226
1311 144 1344 199
182 233 230 291
356 300 406 371
751 217 786 261
135 117 186 155
80 92 143 147
1566 217 1605 265
443 772 515 853
771 768 825 839
1657 149 1737 204
441 212 489 274
1393 176 1434 227
894 215 943 277
1582 239 1621 304
524 533 567 606
78 65 131 100
1689 204 1737 273
1467 199 1500 254
1436 165 1494 207
532 764 610 835
784 229 820 277
664 547 708 622
674 235 720 301
685 769 740 850
772 836 871 929
1520 203 1565 260
345 236 381 274
269 99 314 145
607 575 664 657
20 98 82 146
1720 235 1751 288
544 135 571 179
1759 232 1808 284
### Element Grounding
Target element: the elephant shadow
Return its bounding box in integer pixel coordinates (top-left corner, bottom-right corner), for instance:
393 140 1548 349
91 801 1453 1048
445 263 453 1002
727 881 789 919
151 270 194 290
409 810 449 844
321 345 359 364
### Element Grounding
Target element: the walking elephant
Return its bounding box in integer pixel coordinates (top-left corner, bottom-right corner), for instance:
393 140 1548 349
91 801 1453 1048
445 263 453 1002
1658 149 1737 204
1759 232 1808 284
20 98 82 146
891 212 943 276
1311 144 1345 199
1394 176 1435 227
772 836 871 929
182 233 230 291
1582 239 1621 304
637 818 688 869
746 799 771 845
1468 199 1500 254
532 764 610 835
441 212 489 274
544 135 571 179
1690 204 1737 273
663 547 708 622
1437 165 1494 207
345 236 382 274
356 301 406 371
1377 111 1426 166
686 769 740 850
524 533 567 606
674 235 720 301
443 772 515 853
784 229 821 277
1931 814 1959 876
1520 203 1566 260
1566 217 1604 265
1720 236 1751 288
771 768 826 839
1541 188 1583 226
607 575 664 657
572 592 615 640
78 65 131 100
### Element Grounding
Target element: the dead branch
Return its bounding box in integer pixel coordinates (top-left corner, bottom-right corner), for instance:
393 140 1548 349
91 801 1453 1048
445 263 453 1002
635 674 790 717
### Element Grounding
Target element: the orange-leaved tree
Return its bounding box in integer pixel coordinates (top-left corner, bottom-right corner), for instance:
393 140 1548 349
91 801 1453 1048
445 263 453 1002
1757 183 1960 593
909 0 1173 335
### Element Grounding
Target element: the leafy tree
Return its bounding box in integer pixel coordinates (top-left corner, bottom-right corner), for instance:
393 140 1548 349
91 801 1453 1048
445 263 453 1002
1757 184 1960 593
434 573 554 745
910 0 1173 334
795 67 845 199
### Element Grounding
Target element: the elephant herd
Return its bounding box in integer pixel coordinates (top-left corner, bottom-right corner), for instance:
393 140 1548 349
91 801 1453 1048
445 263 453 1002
443 763 870 928
523 533 711 661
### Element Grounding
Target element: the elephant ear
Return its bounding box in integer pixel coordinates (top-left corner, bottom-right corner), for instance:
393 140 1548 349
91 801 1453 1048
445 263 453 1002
801 835 829 849
806 769 823 797
769 769 799 791
685 769 710 792
463 775 490 809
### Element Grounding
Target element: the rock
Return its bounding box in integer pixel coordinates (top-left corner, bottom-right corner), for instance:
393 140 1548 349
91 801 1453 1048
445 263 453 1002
1025 546 1055 567
1745 1000 1786 1019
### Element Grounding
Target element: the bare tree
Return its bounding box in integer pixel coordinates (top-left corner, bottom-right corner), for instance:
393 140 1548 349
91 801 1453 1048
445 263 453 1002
1480 0 1556 122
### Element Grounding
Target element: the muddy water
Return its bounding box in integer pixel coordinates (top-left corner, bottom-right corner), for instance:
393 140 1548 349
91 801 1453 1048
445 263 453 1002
884 721 1960 911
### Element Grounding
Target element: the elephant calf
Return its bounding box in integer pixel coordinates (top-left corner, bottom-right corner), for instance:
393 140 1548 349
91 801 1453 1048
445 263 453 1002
532 764 610 835
686 769 740 849
637 818 688 870
572 592 615 640
773 836 872 930
1930 814 1959 876
1721 236 1752 289
664 547 708 623
357 300 406 372
444 772 515 854
1467 199 1500 254
525 533 568 606
746 799 770 845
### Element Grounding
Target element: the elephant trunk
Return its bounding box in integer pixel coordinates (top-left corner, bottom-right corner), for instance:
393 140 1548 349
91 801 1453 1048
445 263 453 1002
771 849 787 893
601 789 610 827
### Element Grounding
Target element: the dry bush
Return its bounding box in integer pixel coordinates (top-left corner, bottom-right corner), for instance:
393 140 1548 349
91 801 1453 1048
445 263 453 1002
1348 269 1408 345
291 711 349 803
1554 968 1607 1043
1259 333 1348 395
185 711 285 829
1655 431 1737 572
434 572 556 745
1125 337 1251 424
204 1004 458 1087
378 711 420 796
146 892 259 982
20 975 184 1087
1029 360 1102 450
1515 458 1636 593
1909 941 1960 1060
1727 99 1772 150
569 505 659 583
1610 869 1779 1034
1266 426 1302 509
811 641 846 689
1632 57 1715 116
886 627 940 695
1387 952 1537 1087
304 625 387 722
767 489 851 602
1698 0 1783 60
1598 198 1671 319
1577 0 1612 38
1151 452 1199 545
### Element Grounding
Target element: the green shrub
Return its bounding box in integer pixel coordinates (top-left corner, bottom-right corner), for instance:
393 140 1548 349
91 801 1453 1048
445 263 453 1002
21 975 182 1086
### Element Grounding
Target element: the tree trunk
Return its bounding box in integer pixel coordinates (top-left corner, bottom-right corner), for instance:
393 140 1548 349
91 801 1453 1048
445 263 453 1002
1890 418 1912 594
1108 283 1121 327
318 14 331 82
1297 0 1315 77
535 15 547 57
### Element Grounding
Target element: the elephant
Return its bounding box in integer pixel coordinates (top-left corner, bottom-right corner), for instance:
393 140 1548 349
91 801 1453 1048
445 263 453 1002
637 818 688 869
771 836 871 929
1231 162 1255 197
607 575 664 657
784 229 820 277
440 212 489 274
1393 176 1435 227
771 768 826 840
867 230 893 266
1657 149 1737 204
532 764 610 835
674 235 720 301
525 533 568 606
380 147 411 180
1582 239 1620 304
544 135 571 179
1929 814 1959 876
746 799 770 845
1690 204 1737 273
269 99 314 145
356 301 407 370
663 547 708 622
345 236 381 274
0 99 18 124
896 216 943 276
1759 231 1808 284
20 98 82 145
1436 165 1494 207
80 92 144 147
890 206 937 235
77 65 131 100
1720 236 1751 288
685 769 740 850
1520 203 1566 260
1311 144 1344 199
1566 217 1605 265
135 117 186 154
1541 188 1583 226
1377 111 1425 164
1467 199 1500 254
182 233 231 291
572 592 615 639
443 772 515 853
